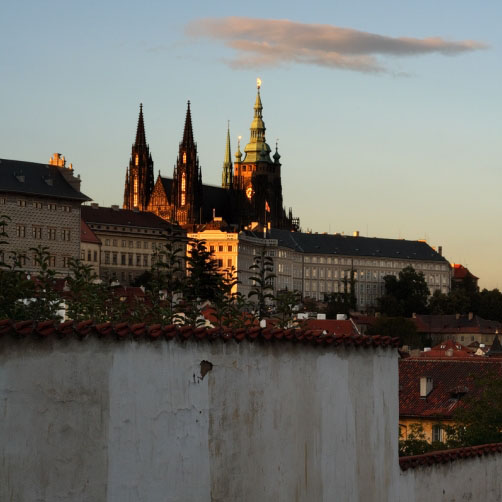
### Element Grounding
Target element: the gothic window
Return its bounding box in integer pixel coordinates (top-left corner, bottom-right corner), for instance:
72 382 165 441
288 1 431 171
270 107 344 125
181 173 186 206
134 177 139 207
183 152 186 164
135 154 139 166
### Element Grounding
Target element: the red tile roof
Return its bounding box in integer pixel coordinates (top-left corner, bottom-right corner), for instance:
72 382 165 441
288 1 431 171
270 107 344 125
413 314 502 335
452 263 478 281
80 219 101 244
415 339 475 359
400 443 502 470
399 359 502 419
0 320 399 349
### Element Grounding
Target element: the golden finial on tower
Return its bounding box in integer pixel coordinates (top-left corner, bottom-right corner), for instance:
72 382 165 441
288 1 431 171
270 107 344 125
257 77 262 89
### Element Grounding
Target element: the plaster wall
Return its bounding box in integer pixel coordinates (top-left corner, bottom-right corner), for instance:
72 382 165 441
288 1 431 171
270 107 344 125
0 336 400 502
399 453 502 501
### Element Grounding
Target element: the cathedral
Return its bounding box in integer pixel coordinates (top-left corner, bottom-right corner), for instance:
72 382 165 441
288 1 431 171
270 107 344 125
123 83 299 231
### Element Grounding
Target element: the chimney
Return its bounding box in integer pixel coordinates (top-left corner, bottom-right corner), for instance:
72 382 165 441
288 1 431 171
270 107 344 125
353 230 360 237
420 377 433 398
438 246 443 256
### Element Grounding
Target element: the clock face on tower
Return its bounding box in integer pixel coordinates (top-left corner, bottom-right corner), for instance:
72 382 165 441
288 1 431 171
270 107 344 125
246 185 254 200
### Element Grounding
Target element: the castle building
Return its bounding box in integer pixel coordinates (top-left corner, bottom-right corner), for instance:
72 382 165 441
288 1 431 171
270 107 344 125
126 83 298 231
123 104 154 211
0 155 90 275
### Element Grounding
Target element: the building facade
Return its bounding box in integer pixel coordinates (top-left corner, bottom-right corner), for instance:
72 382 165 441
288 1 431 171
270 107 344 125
81 204 183 285
0 155 90 275
188 227 451 311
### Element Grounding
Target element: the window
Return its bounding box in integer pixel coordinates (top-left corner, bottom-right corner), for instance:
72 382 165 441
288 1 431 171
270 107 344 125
432 425 443 443
143 241 149 249
61 229 71 241
62 256 70 268
122 240 126 248
32 226 42 239
49 255 56 267
105 252 110 265
48 228 57 240
217 259 223 267
62 205 72 212
93 251 98 262
136 254 141 266
136 241 142 248
48 203 57 211
0 197 5 205
128 253 133 266
18 200 27 207
121 254 126 265
33 201 43 209
112 252 118 265
87 250 92 261
16 225 26 238
81 250 85 260
227 259 232 267
210 246 215 252
143 254 148 267
129 241 133 248
112 239 117 247
228 245 232 252
218 245 223 252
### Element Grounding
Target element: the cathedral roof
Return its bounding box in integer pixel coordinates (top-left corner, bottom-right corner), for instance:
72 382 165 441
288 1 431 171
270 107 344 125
135 103 147 147
82 205 174 230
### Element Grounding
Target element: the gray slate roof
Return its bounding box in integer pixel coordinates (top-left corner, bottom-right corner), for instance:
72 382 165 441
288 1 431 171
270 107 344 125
0 158 90 201
82 205 176 230
247 228 448 262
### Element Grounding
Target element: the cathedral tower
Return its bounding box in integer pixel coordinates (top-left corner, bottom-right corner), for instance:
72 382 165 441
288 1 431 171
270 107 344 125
233 80 291 229
171 101 203 225
123 104 154 211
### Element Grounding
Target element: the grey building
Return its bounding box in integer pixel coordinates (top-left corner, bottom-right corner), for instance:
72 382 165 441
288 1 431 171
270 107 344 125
0 157 90 275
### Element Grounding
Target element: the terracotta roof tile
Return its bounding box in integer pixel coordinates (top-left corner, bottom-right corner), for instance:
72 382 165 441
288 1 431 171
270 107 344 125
0 319 399 350
400 443 502 471
399 359 502 419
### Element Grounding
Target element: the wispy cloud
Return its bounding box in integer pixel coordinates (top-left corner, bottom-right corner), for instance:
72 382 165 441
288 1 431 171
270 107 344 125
186 17 487 74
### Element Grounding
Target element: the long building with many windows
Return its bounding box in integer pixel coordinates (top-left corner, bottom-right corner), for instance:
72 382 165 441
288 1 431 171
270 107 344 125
188 226 450 311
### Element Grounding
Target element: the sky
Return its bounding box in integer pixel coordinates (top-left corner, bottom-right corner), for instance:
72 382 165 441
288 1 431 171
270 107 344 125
1 0 501 288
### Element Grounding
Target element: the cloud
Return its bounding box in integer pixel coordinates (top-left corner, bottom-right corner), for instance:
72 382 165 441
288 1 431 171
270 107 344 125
186 17 487 73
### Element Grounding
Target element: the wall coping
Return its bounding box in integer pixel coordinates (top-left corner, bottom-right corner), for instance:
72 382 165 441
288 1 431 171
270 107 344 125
399 443 502 471
0 319 399 350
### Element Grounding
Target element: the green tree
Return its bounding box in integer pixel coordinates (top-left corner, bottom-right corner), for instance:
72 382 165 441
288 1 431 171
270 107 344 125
377 266 429 317
477 288 502 323
274 289 301 328
65 258 108 321
367 316 424 348
248 248 276 320
446 372 502 447
25 246 62 321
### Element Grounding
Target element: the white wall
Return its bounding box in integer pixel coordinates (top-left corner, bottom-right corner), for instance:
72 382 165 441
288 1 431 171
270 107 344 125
0 335 400 502
400 454 502 501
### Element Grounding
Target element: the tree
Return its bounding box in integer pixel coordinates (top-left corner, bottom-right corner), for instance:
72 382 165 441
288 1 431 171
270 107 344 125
274 289 301 328
367 316 424 348
377 266 429 317
446 372 502 448
65 258 108 321
248 249 276 320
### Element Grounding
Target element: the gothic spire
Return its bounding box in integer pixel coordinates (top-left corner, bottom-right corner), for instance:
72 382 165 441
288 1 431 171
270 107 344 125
222 122 233 189
135 103 147 147
182 100 194 147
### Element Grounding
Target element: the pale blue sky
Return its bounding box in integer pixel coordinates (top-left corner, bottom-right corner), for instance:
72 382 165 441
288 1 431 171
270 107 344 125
1 1 501 288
